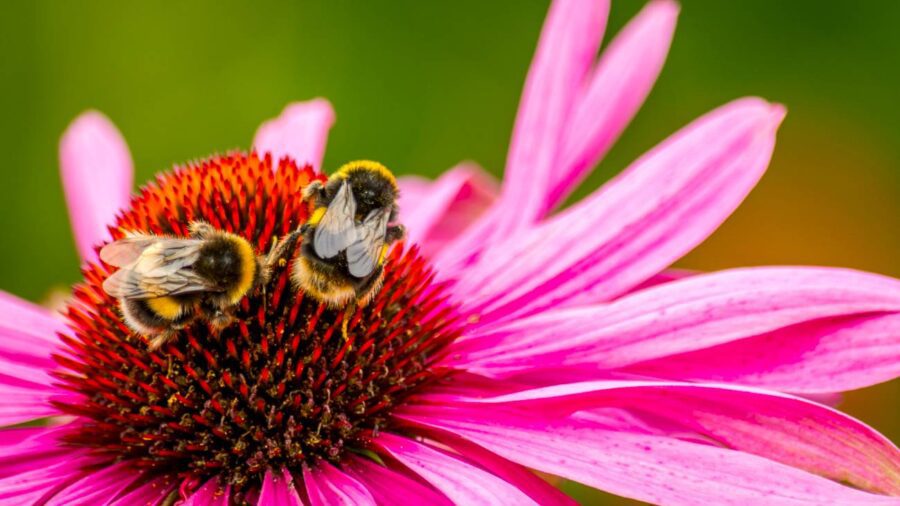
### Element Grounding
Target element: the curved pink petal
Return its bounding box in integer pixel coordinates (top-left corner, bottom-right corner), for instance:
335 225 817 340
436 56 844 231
44 461 140 506
447 267 900 393
398 163 498 257
488 0 609 238
342 456 452 506
625 267 697 294
60 111 134 263
432 0 675 277
547 0 679 213
406 408 898 506
430 429 576 506
183 477 230 506
626 312 900 393
109 476 176 506
258 468 303 506
253 99 335 172
373 432 540 505
431 204 506 279
0 292 69 425
396 176 431 219
0 425 52 449
455 98 785 323
303 462 374 506
0 290 67 345
0 425 73 478
0 291 64 371
0 452 97 506
404 381 900 496
0 390 61 427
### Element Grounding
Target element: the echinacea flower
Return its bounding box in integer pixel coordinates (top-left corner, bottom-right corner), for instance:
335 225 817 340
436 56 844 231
2 0 899 504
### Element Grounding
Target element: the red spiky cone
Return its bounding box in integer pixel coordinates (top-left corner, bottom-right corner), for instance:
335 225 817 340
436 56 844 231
51 153 461 495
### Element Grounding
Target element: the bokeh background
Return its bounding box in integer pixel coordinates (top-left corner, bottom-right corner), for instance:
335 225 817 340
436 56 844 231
1 1 897 503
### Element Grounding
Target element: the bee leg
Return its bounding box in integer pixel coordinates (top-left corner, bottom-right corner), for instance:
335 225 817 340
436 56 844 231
265 229 301 268
210 309 236 331
147 330 175 351
200 300 235 332
188 220 216 239
301 180 326 202
340 304 356 347
386 224 406 244
257 229 302 292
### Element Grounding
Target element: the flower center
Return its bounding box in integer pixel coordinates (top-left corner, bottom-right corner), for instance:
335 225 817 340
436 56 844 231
52 153 460 491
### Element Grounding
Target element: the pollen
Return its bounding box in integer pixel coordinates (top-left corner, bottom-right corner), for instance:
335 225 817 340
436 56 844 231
51 153 462 494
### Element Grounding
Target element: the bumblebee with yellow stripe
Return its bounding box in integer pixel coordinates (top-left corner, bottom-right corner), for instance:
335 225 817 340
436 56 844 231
294 160 405 315
101 221 290 350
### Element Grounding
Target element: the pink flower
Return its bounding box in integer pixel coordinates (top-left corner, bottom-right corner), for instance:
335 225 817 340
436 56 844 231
2 0 899 504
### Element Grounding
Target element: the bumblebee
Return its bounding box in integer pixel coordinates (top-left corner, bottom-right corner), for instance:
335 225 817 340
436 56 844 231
294 160 405 310
101 221 291 349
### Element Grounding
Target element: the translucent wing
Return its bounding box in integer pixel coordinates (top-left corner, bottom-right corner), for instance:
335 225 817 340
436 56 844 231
101 239 216 299
314 181 358 259
100 234 163 267
346 208 390 278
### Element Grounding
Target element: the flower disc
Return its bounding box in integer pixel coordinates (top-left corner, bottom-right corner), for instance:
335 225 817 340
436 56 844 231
53 153 461 492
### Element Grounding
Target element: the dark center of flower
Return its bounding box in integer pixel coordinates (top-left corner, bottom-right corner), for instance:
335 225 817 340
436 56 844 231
52 153 461 492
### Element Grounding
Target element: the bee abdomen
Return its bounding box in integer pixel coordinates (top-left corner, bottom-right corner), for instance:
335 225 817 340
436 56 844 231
121 297 193 335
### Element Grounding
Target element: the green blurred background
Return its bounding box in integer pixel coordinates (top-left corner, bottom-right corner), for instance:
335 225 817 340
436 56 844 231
1 1 897 503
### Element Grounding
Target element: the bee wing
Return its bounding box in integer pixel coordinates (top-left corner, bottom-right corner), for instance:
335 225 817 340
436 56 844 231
101 239 216 299
346 208 390 278
313 180 358 259
99 234 164 267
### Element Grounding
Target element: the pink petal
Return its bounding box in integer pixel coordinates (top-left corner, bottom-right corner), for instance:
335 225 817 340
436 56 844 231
0 290 67 346
252 99 335 172
59 111 134 263
0 291 64 374
0 452 97 506
0 425 51 449
404 381 900 496
109 476 176 506
183 477 230 506
342 456 452 506
625 267 697 294
0 291 69 425
0 425 72 478
432 0 674 276
489 0 609 237
373 432 541 505
398 163 498 257
627 312 900 393
0 389 61 427
396 176 431 220
258 468 303 506
431 429 576 506
430 205 507 279
303 463 374 506
547 0 679 213
44 462 140 506
455 98 785 322
447 267 900 393
409 409 898 506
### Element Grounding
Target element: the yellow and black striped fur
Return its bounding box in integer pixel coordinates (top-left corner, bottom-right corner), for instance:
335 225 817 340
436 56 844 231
293 160 405 309
102 221 291 349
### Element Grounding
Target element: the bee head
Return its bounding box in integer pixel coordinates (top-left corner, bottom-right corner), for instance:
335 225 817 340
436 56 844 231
330 160 399 218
